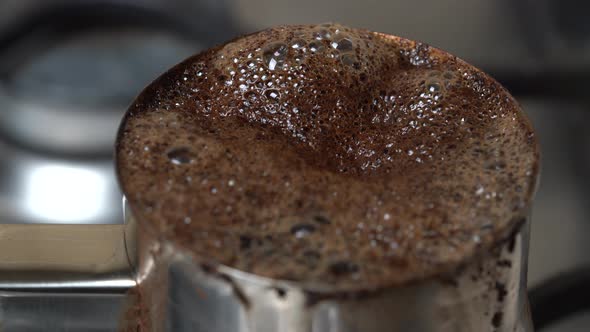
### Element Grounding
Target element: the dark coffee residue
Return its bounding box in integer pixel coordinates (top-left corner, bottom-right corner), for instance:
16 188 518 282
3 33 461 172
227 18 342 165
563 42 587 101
329 261 359 275
495 282 508 302
491 311 503 328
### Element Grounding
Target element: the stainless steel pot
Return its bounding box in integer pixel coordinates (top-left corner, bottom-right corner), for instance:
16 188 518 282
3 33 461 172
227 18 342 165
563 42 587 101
0 203 534 332
125 197 534 332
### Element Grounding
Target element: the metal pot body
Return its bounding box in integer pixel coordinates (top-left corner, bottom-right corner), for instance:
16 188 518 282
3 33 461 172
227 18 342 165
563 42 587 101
127 201 534 332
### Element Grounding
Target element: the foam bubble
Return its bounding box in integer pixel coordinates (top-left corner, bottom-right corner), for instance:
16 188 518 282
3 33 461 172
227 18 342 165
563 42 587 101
291 39 306 49
331 38 353 52
263 43 289 71
308 41 324 53
314 29 332 40
166 147 192 165
291 223 316 238
341 54 359 68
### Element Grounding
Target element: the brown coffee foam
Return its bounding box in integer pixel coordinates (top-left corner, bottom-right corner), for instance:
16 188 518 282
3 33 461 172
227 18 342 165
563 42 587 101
116 24 539 289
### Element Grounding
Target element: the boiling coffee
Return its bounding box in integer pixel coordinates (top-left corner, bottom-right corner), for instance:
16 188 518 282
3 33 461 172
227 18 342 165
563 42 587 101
116 23 539 291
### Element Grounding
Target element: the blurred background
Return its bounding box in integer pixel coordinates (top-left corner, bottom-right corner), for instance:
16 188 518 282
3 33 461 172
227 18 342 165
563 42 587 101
0 0 588 330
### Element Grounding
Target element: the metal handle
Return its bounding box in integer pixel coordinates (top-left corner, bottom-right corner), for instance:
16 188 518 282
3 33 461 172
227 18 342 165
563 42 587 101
0 222 135 331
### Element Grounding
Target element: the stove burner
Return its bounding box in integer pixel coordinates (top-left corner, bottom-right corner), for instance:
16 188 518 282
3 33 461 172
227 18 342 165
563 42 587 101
0 2 234 154
0 1 240 225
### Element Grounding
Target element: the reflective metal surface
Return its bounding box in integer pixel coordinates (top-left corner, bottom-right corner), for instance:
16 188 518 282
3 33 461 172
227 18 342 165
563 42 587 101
129 198 533 332
0 222 133 287
0 292 127 332
0 139 122 224
0 220 135 331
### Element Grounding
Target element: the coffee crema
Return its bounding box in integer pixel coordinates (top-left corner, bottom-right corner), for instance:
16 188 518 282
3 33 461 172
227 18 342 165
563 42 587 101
116 23 539 290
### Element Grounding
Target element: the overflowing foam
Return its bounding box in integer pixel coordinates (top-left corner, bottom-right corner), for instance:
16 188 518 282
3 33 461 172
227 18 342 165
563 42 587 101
116 24 539 289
